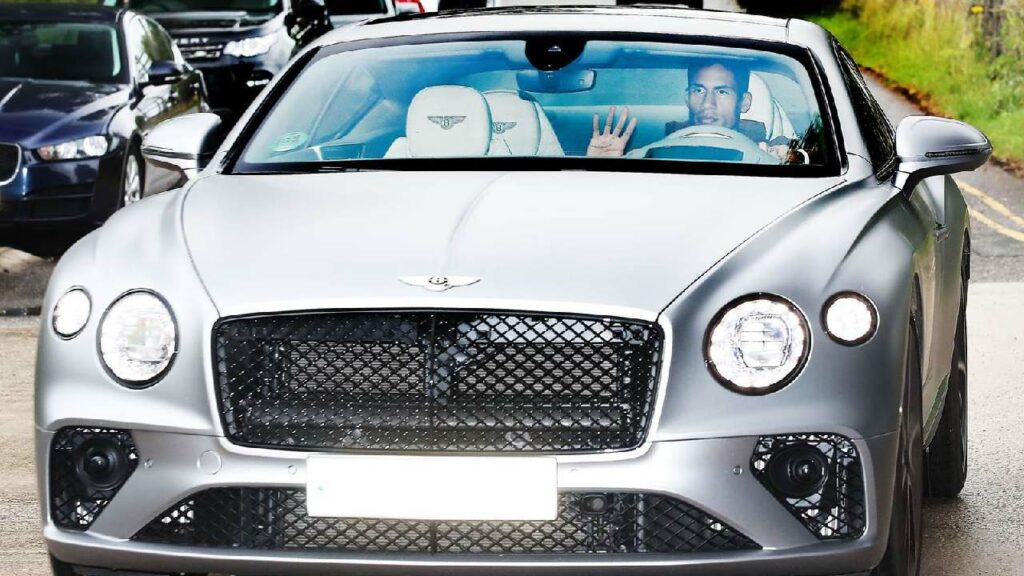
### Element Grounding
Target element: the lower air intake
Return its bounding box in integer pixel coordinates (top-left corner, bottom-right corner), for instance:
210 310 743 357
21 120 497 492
134 489 760 554
751 433 866 540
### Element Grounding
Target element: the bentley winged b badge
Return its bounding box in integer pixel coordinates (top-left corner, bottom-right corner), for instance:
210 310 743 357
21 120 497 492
428 116 466 130
400 276 481 292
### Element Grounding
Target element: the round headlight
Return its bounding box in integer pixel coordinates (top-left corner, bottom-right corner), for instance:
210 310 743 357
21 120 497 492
52 287 91 338
98 291 177 387
705 295 810 394
823 292 878 346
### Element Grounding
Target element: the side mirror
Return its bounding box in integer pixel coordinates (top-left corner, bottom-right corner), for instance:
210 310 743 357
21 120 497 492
141 113 223 194
146 60 185 86
894 116 992 191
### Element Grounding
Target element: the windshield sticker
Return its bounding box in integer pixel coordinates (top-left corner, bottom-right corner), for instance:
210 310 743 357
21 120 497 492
273 132 307 153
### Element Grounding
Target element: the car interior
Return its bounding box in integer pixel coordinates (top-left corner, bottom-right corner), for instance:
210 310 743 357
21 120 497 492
244 39 826 166
0 23 121 82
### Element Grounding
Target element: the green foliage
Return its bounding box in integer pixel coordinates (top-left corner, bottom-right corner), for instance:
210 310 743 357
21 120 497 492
812 0 1024 163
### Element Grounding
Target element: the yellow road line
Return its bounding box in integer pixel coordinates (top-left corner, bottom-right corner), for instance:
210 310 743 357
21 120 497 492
968 208 1024 242
957 179 1024 229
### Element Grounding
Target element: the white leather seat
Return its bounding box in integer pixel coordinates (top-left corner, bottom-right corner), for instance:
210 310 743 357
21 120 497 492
483 90 564 156
742 73 797 143
385 85 493 158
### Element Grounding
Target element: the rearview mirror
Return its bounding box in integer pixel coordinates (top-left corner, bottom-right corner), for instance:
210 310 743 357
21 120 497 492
146 60 184 86
894 116 992 190
516 69 595 93
141 113 223 195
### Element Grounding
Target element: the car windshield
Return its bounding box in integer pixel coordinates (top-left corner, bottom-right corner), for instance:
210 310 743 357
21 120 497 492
127 0 281 14
0 21 123 83
236 37 838 174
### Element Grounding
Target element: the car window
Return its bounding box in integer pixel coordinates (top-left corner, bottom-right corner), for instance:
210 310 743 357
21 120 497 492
236 37 839 174
143 18 176 62
0 20 123 83
833 40 897 178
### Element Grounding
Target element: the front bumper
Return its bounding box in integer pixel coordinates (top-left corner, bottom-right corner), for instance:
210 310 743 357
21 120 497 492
38 428 897 576
0 148 123 230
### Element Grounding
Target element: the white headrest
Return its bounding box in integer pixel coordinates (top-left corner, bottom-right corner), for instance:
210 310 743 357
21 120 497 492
742 73 775 137
406 85 492 157
484 91 542 156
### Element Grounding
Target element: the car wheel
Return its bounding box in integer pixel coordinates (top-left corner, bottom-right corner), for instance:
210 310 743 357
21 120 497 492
119 147 144 209
872 321 924 576
925 252 969 497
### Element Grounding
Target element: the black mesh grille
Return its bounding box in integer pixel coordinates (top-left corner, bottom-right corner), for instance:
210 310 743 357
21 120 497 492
0 143 20 182
134 489 759 554
751 434 866 540
214 311 663 453
49 428 139 531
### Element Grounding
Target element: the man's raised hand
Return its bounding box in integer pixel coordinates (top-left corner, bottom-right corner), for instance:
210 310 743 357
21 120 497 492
586 106 638 158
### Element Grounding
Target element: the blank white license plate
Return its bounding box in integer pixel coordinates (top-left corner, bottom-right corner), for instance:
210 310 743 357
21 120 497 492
306 455 557 521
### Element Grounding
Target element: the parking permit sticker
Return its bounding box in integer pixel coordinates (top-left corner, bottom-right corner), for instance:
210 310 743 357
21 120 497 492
273 131 307 152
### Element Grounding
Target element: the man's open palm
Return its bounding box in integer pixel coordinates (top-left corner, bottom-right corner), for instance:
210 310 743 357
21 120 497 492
587 106 638 157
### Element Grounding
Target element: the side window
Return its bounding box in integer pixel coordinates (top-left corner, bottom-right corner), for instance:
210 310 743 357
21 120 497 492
833 40 897 179
143 19 176 62
126 17 151 81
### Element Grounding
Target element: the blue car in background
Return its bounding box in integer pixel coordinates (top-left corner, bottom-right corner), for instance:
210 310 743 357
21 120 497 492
0 4 207 254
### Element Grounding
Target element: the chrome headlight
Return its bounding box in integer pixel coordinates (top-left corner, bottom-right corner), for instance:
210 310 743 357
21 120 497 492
823 292 878 345
99 291 177 387
36 135 110 161
224 33 277 58
52 287 91 339
705 294 810 394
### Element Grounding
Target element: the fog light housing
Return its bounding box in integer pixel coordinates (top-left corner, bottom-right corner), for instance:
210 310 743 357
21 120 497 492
50 428 138 531
751 434 865 540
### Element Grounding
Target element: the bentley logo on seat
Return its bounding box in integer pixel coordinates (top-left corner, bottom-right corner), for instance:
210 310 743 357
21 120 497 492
400 276 481 292
428 116 466 130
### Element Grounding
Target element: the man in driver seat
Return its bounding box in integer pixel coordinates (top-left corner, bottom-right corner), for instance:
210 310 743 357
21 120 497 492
586 61 791 161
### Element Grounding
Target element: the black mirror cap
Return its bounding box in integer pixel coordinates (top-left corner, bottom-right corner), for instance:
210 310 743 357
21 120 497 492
147 60 185 87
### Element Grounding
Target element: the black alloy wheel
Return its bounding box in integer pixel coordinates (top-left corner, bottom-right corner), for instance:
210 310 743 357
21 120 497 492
872 321 924 576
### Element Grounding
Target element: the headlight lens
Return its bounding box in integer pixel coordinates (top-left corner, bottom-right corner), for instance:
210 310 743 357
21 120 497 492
705 295 810 394
99 291 177 386
224 34 277 58
823 292 878 345
52 288 91 338
37 135 110 161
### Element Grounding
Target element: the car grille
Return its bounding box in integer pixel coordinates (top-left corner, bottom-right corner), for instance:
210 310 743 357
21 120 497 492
214 311 663 453
0 143 20 184
133 489 760 554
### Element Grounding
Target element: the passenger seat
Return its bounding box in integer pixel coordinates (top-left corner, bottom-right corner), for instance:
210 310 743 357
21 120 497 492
483 90 564 156
385 85 493 158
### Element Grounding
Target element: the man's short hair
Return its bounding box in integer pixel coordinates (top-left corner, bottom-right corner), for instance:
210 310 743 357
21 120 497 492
690 59 751 96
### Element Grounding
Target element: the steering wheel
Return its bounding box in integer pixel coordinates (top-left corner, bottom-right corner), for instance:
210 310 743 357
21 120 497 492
644 124 782 165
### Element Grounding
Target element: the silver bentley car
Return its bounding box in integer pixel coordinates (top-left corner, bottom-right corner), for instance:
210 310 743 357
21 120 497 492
36 6 990 576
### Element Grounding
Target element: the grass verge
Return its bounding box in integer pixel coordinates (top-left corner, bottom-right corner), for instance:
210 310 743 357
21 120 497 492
812 3 1024 172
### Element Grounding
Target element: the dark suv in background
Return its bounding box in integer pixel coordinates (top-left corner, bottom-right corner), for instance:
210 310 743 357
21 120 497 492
125 0 398 121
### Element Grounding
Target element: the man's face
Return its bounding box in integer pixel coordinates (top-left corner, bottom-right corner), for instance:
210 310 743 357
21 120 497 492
687 64 751 129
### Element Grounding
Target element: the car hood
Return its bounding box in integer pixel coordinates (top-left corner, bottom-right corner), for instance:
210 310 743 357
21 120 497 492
183 170 845 320
0 79 127 146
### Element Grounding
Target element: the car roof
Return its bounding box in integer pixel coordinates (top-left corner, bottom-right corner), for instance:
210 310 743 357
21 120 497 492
316 5 792 46
0 3 124 23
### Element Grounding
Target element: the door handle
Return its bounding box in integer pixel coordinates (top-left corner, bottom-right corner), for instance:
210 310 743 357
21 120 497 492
934 223 950 243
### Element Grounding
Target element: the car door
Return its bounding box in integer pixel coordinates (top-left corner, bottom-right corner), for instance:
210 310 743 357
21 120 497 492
833 42 950 416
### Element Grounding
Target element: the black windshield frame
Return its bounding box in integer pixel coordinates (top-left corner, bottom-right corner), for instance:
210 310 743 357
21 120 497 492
226 31 846 178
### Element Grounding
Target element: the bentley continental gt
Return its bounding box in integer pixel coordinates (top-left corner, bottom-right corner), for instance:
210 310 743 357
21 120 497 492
37 6 990 576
